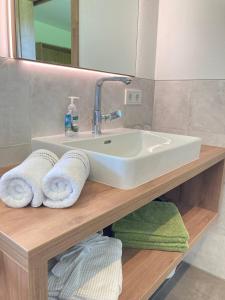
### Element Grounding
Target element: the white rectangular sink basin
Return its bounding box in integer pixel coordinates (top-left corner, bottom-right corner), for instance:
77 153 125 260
32 128 201 189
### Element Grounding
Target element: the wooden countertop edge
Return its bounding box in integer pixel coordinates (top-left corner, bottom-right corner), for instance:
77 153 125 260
0 233 29 269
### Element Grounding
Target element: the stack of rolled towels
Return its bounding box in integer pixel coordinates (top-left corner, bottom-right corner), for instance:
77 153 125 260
0 149 90 208
113 201 189 252
48 232 122 300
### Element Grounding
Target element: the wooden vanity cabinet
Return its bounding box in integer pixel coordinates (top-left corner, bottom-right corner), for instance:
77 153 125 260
0 145 224 300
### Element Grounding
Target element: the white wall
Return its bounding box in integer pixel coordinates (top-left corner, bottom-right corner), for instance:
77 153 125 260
34 21 71 48
79 0 139 75
136 0 159 79
155 0 225 80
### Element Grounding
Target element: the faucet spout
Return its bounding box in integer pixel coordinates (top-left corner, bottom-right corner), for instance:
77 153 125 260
92 76 132 135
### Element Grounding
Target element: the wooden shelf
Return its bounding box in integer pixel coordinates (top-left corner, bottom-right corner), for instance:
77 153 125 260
120 206 217 300
0 145 225 300
0 145 224 265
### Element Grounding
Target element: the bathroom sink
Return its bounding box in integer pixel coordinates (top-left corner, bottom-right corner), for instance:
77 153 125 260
32 128 201 189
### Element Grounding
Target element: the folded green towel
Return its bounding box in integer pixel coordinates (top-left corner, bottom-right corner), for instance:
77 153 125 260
115 232 187 244
112 201 189 241
121 239 188 252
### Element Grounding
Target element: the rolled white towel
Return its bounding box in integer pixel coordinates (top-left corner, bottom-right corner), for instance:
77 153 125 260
42 150 90 208
0 149 59 208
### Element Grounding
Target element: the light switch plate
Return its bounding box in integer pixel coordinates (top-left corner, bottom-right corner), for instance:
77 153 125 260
125 89 142 105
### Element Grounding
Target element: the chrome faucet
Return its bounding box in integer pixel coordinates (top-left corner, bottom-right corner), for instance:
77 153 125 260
92 76 132 135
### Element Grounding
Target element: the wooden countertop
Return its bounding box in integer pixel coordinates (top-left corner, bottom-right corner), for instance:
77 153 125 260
0 145 225 268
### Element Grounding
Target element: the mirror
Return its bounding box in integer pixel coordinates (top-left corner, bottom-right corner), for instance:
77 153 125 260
15 0 139 75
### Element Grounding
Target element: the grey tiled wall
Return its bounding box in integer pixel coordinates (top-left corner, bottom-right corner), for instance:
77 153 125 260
153 79 225 279
153 80 225 146
0 57 154 166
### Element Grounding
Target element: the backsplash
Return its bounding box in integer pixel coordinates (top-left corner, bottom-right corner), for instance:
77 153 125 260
0 57 154 166
152 79 225 279
153 80 225 143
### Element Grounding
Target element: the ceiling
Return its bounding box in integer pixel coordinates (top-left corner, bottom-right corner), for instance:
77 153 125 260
34 0 71 31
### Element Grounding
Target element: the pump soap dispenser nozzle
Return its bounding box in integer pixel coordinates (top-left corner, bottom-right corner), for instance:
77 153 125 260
68 96 79 110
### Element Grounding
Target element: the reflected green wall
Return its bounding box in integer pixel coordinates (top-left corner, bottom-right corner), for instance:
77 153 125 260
34 21 71 49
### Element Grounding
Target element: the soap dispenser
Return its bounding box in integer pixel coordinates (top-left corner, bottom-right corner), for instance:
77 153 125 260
68 96 79 133
65 107 73 137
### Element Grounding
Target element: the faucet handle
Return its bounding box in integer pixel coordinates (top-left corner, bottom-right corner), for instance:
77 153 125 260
109 110 123 120
102 110 123 122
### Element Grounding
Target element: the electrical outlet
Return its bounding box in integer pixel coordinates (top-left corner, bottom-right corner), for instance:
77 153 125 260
125 89 142 105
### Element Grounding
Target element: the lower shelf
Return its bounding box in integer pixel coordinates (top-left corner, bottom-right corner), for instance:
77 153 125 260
120 206 217 300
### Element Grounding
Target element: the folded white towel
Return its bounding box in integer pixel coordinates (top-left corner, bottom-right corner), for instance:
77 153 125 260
0 149 59 208
48 233 122 300
42 150 90 208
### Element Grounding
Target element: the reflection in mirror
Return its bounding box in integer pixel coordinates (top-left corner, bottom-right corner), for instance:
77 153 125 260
16 0 74 65
35 0 74 66
15 0 139 75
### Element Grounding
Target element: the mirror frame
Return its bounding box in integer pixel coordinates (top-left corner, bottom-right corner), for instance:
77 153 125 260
5 0 17 58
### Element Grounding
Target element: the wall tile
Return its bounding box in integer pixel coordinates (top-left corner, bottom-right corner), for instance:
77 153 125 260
188 130 225 147
0 58 154 165
123 78 154 129
28 65 88 136
153 127 188 135
22 61 155 137
0 60 31 146
0 143 31 167
0 57 8 65
153 80 192 132
185 227 225 279
189 80 225 134
153 79 225 280
216 189 225 233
